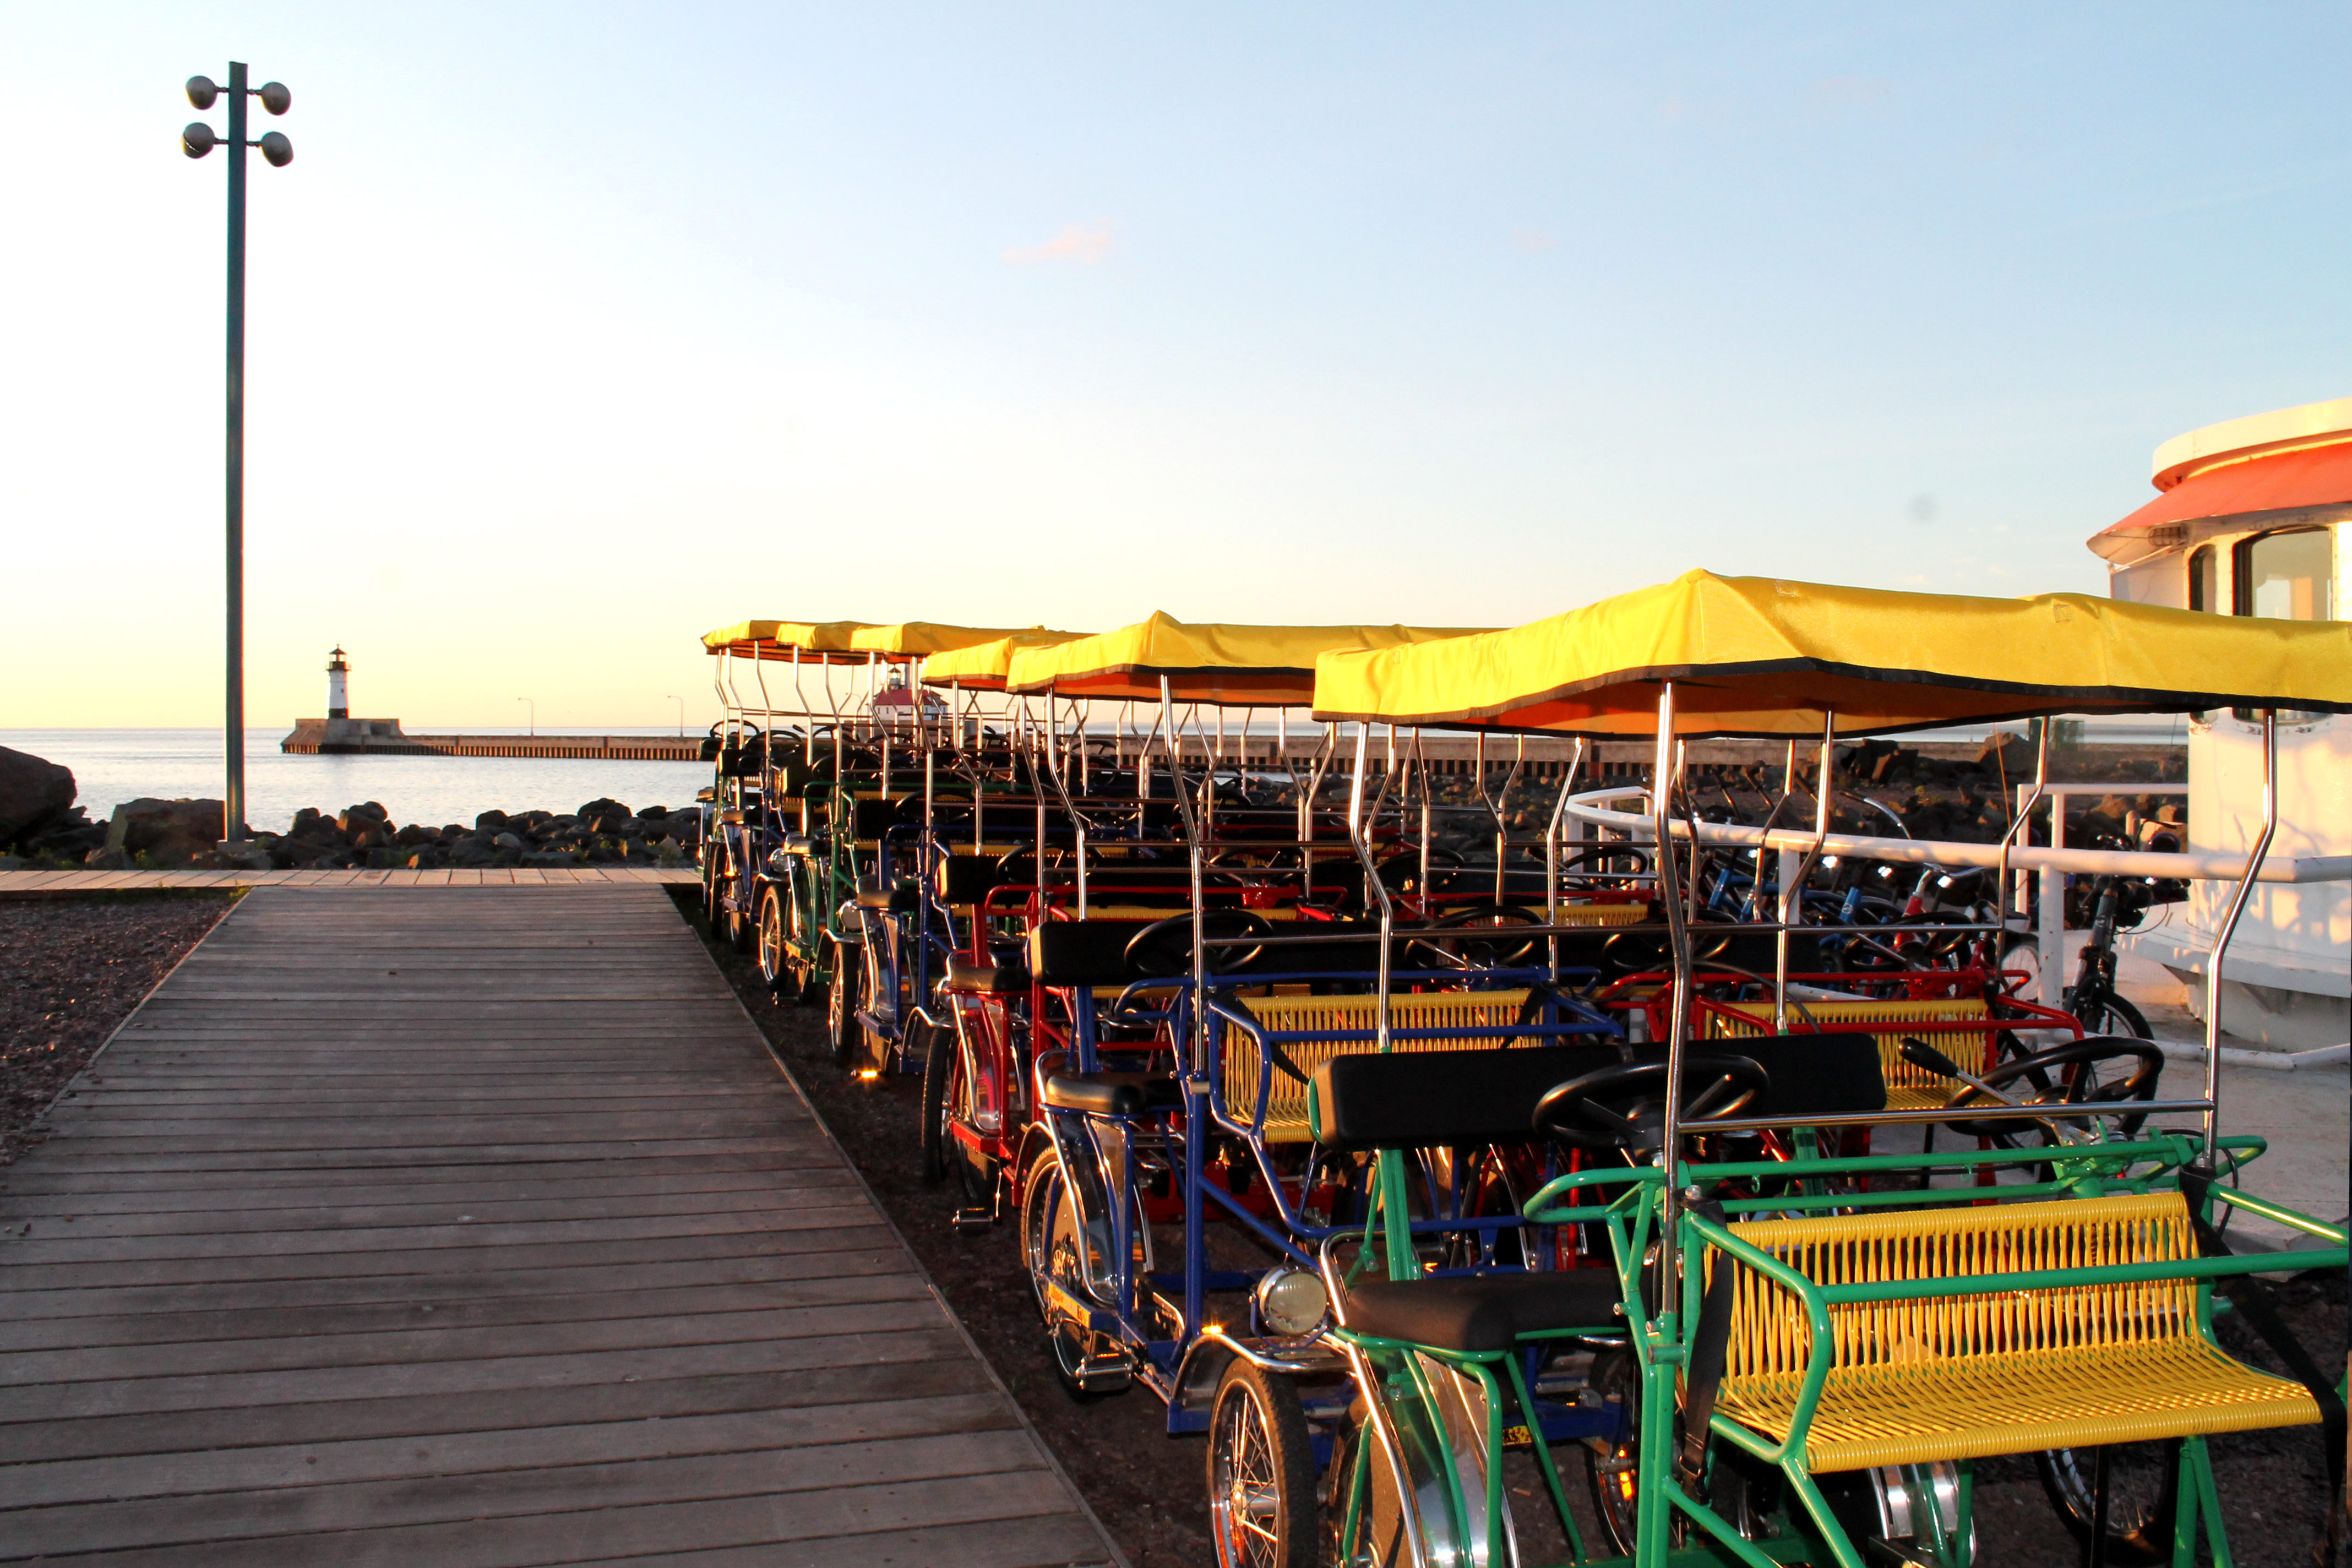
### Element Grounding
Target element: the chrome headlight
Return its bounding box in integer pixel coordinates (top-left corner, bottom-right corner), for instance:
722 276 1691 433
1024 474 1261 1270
1254 1266 1330 1338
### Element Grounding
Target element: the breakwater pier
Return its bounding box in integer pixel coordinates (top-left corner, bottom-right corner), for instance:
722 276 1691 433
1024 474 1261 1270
281 721 703 761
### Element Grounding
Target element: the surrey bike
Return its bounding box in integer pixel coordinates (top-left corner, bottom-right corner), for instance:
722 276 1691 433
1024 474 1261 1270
1277 570 2348 1568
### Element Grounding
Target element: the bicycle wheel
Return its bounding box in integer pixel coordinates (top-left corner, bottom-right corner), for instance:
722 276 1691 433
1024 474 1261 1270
1206 1358 1317 1568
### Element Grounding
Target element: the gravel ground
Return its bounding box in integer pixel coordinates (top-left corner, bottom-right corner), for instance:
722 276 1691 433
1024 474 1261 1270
684 891 2346 1566
0 895 232 1167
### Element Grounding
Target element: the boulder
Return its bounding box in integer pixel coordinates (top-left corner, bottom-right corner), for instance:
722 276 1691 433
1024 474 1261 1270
338 802 391 835
475 809 510 832
0 745 77 848
492 831 525 852
104 798 228 865
84 847 130 870
578 797 629 821
393 823 439 847
449 836 495 868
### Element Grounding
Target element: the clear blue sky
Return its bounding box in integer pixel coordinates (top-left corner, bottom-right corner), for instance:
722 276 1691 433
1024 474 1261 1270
4 3 2345 727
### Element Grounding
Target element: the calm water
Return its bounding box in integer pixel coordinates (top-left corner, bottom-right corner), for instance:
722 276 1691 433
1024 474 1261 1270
3 729 708 834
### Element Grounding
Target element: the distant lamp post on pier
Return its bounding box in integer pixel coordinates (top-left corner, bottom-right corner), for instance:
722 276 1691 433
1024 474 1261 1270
518 697 536 737
666 695 684 737
182 63 293 846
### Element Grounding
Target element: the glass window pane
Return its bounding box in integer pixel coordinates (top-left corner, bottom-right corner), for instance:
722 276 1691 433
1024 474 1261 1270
2187 545 2218 614
2232 528 2334 621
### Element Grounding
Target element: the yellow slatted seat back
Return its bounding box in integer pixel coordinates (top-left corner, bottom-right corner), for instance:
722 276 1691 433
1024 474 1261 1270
1709 998 1991 1110
1223 990 1533 1144
1709 1193 2319 1473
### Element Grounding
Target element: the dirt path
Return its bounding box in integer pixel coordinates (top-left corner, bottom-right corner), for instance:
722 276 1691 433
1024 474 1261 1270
0 894 232 1167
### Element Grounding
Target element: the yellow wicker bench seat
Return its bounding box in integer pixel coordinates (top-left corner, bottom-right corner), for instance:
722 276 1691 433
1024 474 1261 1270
1708 998 1994 1111
1709 1192 2319 1473
1221 989 1534 1144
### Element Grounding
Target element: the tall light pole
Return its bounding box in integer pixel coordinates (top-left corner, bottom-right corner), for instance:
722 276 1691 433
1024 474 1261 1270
183 64 293 845
518 697 536 736
666 695 684 737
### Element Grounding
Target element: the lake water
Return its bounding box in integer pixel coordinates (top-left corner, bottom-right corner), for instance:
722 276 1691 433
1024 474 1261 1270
2 729 709 834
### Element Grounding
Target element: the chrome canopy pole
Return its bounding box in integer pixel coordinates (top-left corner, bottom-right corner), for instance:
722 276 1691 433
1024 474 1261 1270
1161 677 1207 1076
1543 738 1585 984
1652 683 1693 1313
1344 726 1394 1057
2202 710 2278 1165
1774 712 1836 1035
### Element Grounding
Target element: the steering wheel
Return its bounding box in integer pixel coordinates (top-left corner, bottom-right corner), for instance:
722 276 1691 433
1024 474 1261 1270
1429 902 1546 966
1533 1054 1770 1153
1124 910 1274 978
1940 1036 2165 1139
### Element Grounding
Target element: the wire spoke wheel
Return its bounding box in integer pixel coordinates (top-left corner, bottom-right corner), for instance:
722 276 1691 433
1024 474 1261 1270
1207 1358 1316 1568
827 944 862 1066
1017 1145 1130 1398
2037 1442 2178 1564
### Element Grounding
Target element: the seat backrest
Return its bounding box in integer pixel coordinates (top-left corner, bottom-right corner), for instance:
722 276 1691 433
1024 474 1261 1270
1718 1191 2196 1380
1028 919 1150 987
1229 989 1549 1142
1308 1043 1625 1150
1719 1032 1887 1119
1711 998 1990 1104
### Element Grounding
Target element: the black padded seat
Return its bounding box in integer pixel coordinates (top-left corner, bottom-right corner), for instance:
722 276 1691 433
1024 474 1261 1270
1028 920 1150 987
932 853 1004 906
1732 1031 1886 1119
1343 1269 1624 1353
852 878 918 912
1040 1071 1183 1117
941 955 1027 995
1309 1044 1628 1151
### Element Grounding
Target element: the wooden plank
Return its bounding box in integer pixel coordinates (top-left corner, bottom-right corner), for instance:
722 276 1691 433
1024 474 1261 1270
0 1175 856 1230
4 1389 1015 1507
0 1358 991 1464
0 1295 950 1386
0 1271 928 1353
0 1222 901 1291
0 1248 913 1324
0 1431 1049 1558
1 1471 1100 1568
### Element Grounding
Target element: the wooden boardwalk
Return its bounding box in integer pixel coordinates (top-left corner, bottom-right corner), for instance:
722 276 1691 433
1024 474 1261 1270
0 867 703 899
0 886 1119 1567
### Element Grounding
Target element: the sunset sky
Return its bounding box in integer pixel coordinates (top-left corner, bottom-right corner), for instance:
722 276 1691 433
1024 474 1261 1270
6 3 2348 729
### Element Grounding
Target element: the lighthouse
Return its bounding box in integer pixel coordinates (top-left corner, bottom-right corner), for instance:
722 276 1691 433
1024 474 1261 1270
326 646 350 720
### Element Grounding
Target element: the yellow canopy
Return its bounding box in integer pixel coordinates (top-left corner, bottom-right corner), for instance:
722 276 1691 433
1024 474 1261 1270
1006 612 1493 706
848 622 1074 662
919 630 1091 691
700 620 876 663
1310 570 2352 737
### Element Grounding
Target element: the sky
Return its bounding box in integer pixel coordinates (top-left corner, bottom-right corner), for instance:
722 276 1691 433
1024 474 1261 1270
4 3 2348 731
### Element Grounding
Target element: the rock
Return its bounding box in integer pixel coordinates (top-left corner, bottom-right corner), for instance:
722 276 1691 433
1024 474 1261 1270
492 831 524 851
0 855 24 871
338 802 391 835
475 809 510 832
0 745 77 848
449 836 494 868
104 798 228 865
219 843 272 871
393 823 439 847
639 804 670 820
522 851 577 867
84 847 130 870
578 797 628 821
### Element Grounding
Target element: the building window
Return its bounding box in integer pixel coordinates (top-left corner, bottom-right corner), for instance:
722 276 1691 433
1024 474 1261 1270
2227 526 2335 723
2186 544 2218 613
2232 527 2334 620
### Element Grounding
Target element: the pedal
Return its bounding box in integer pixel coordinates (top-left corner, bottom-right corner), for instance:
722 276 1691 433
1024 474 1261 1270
949 1207 995 1232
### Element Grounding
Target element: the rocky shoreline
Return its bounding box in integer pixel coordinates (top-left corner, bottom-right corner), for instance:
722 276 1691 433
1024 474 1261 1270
0 741 703 873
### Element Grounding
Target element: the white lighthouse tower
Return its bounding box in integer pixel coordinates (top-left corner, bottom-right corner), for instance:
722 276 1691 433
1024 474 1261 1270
327 645 350 721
